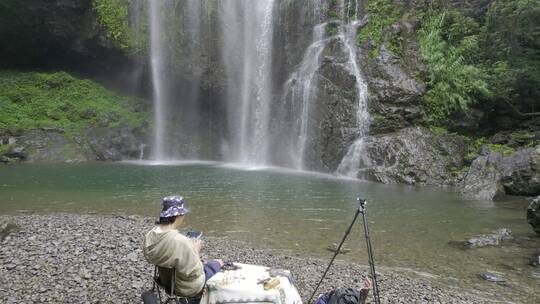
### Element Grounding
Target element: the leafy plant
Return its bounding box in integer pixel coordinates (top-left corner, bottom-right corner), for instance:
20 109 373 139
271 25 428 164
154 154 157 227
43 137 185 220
0 144 11 157
92 0 148 56
418 10 490 122
356 0 403 56
428 126 449 135
0 71 149 138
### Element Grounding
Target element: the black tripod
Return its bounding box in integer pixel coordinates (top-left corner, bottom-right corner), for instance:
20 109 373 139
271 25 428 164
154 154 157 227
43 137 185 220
308 197 381 304
358 198 381 304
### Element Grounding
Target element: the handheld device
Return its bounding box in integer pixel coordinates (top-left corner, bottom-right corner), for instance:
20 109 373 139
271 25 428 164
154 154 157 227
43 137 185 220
186 230 203 239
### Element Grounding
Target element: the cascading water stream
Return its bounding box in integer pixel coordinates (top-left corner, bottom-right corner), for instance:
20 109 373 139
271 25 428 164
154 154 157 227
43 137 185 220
282 0 370 173
220 0 276 165
149 0 166 160
282 23 328 170
335 0 371 178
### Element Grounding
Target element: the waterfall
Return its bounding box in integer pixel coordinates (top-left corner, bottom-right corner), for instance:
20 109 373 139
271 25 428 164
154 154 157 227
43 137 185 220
149 0 166 160
219 0 276 165
282 23 328 170
138 143 146 161
149 0 207 161
281 0 370 173
145 0 371 176
335 0 371 178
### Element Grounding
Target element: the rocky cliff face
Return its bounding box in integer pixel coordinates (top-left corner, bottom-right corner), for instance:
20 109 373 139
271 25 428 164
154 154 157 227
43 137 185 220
0 0 147 95
1 126 146 163
1 0 112 68
358 127 466 186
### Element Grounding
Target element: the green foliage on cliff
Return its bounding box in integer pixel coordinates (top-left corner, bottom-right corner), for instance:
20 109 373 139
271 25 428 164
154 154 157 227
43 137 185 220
357 0 403 56
482 0 540 111
92 0 148 56
0 71 149 137
419 10 490 121
93 0 129 47
419 0 540 122
465 137 516 160
0 144 10 157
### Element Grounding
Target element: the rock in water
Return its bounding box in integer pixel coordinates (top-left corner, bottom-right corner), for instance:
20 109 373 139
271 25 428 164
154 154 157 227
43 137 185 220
460 154 504 201
325 243 351 254
461 146 540 200
527 196 540 235
464 229 512 248
530 250 540 267
357 127 466 186
479 272 506 283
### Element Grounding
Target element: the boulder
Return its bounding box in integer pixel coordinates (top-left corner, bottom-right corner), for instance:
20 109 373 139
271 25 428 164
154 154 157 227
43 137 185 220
530 249 540 267
355 127 466 186
479 272 506 283
85 125 145 161
464 228 512 248
1 125 147 163
460 154 504 201
527 196 540 235
461 146 540 200
1 221 19 241
502 146 540 195
5 146 27 159
14 129 87 163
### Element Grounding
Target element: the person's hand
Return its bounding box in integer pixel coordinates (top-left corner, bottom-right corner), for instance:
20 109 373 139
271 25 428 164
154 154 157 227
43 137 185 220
191 238 203 253
214 259 224 266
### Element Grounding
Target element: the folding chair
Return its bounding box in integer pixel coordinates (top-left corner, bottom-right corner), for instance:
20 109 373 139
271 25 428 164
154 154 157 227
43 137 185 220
152 266 193 304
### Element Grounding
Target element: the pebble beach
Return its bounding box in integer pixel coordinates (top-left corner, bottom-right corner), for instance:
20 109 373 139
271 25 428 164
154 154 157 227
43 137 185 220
0 214 510 304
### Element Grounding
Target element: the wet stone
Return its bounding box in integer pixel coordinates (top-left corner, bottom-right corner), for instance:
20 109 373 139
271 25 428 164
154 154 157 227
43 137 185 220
479 272 506 283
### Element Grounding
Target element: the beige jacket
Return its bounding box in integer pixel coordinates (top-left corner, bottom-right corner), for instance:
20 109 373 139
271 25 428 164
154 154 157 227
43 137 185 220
143 226 204 297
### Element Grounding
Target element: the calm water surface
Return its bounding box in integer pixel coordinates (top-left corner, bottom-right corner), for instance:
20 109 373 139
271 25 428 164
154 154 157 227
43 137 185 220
0 162 538 302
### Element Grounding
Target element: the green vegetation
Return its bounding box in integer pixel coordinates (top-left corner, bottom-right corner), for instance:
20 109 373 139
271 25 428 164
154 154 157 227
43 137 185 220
428 126 449 136
326 24 339 37
487 144 515 156
326 0 358 22
449 165 469 175
356 0 403 57
92 0 148 55
419 10 490 122
0 71 148 138
418 0 540 122
327 0 340 19
93 0 130 48
466 138 515 159
0 144 10 157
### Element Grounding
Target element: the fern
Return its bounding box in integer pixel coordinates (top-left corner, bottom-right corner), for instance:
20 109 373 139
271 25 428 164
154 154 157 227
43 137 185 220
419 10 490 121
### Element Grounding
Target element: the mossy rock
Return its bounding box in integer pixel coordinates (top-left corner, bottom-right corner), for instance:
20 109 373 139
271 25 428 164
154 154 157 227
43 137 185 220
1 221 19 241
527 197 540 235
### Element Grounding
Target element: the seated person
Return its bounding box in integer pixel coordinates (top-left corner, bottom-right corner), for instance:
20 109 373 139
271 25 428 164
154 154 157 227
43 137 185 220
143 195 223 298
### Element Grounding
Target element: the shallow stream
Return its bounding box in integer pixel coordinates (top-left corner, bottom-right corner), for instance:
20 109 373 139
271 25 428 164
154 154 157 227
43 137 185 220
0 162 538 302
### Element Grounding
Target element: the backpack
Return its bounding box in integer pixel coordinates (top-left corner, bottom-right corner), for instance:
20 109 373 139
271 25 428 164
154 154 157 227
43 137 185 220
315 288 367 304
328 288 362 304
